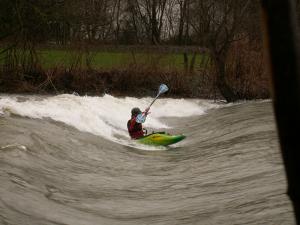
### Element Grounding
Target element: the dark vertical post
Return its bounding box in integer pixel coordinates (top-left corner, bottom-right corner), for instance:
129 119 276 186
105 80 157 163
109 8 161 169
261 0 300 223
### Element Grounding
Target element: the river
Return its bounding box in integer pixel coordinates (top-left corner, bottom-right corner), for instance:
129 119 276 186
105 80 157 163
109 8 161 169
0 94 296 225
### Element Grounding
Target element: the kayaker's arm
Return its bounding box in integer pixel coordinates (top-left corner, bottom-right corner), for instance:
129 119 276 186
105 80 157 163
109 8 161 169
135 108 151 123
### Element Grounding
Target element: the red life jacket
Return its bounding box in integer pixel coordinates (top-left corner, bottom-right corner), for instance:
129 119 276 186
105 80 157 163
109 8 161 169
127 117 144 139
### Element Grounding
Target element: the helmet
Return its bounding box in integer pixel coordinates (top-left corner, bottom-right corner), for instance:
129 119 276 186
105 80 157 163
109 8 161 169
131 107 141 116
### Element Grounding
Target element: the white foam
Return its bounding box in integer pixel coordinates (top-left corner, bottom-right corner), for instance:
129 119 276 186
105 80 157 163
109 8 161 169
0 94 219 149
0 143 27 151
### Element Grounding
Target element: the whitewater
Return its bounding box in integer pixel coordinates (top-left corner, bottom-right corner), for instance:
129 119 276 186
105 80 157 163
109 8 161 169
0 94 219 150
0 94 296 224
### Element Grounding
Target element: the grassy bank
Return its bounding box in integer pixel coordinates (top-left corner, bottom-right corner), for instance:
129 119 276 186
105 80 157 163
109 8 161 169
0 44 270 100
0 47 209 70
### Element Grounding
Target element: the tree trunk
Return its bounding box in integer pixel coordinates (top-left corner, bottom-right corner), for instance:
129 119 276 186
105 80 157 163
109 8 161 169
214 56 238 102
189 52 196 73
151 0 159 44
115 0 121 42
183 52 188 72
177 0 186 44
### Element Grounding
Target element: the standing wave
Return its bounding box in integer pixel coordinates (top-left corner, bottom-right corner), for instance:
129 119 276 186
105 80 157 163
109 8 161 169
0 94 220 149
0 96 295 225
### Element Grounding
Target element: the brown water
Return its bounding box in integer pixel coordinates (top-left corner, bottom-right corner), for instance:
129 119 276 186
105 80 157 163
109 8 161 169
0 100 296 225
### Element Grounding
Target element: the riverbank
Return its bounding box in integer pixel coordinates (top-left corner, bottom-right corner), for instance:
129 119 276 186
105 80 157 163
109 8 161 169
0 66 271 99
0 67 215 98
0 44 270 99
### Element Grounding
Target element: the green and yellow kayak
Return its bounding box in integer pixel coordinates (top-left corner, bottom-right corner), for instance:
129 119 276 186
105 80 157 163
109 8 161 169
137 132 186 146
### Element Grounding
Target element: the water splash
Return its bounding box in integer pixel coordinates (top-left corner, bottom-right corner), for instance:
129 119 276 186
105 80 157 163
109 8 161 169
0 94 219 149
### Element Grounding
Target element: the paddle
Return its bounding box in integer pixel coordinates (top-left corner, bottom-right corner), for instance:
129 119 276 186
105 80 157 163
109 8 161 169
136 84 169 123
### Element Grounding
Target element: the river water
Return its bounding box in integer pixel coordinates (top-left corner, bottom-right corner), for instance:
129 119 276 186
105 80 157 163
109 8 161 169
0 94 296 225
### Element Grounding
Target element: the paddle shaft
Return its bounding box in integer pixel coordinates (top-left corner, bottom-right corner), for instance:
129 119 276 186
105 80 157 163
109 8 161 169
136 94 161 123
147 94 160 110
136 84 168 123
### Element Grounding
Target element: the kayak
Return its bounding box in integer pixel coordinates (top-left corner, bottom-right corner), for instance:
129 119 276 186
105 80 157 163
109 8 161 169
137 132 186 146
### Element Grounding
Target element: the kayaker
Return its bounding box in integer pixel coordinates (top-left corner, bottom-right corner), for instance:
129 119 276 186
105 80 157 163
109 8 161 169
127 107 150 139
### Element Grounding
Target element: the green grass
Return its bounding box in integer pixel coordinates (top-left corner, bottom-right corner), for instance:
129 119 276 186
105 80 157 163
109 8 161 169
1 48 210 70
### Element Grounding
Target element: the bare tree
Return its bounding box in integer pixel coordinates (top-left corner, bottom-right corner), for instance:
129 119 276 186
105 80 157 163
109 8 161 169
124 0 168 44
190 0 252 102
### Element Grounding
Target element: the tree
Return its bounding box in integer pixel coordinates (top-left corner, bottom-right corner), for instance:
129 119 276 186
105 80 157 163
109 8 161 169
124 0 168 44
190 0 252 102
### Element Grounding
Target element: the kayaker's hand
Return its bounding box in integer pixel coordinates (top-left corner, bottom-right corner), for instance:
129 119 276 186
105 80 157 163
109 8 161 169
144 107 150 115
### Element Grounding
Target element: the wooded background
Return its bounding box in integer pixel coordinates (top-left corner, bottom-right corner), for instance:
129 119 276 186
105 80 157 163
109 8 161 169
1 0 298 100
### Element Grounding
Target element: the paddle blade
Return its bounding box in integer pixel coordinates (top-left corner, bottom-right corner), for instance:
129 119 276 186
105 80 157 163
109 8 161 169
158 84 169 95
136 113 146 123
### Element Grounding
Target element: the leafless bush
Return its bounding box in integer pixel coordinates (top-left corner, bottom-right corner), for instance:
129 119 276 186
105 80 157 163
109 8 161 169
226 40 270 99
